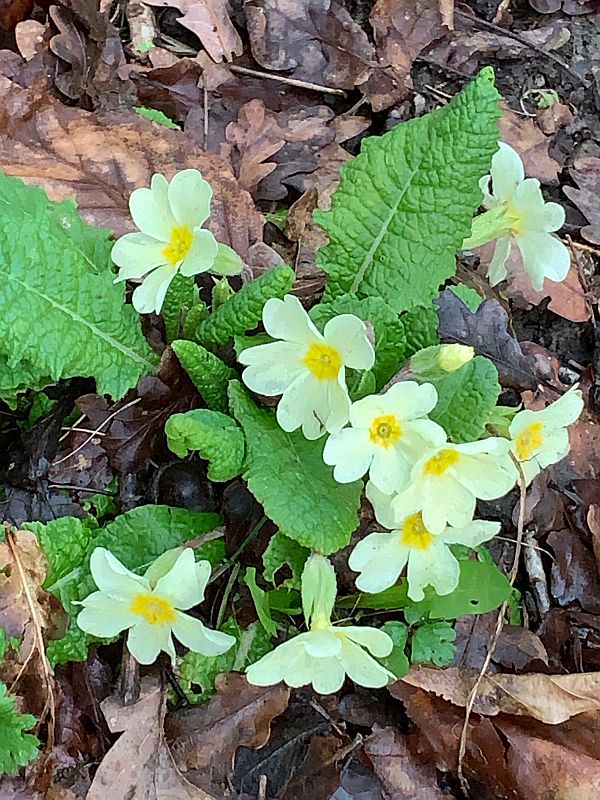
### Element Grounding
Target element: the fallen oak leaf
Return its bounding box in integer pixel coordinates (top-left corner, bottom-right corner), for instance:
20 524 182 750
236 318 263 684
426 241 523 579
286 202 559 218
88 676 214 800
498 103 560 186
396 666 600 724
225 99 286 192
166 672 289 795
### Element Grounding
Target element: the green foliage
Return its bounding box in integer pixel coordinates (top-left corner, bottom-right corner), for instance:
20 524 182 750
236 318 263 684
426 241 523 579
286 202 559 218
449 284 483 312
0 683 40 776
339 560 511 619
378 621 409 679
172 339 236 413
263 532 309 589
29 506 223 665
196 265 295 348
0 173 156 403
244 568 278 636
179 619 272 702
310 294 439 388
134 106 181 130
411 354 501 442
161 275 197 342
411 621 456 666
229 382 362 554
165 409 244 481
315 69 501 311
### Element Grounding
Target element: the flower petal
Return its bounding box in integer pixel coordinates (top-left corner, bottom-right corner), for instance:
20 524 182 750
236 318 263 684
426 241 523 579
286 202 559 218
77 592 136 637
535 387 583 429
111 233 168 279
421 476 475 533
89 548 148 597
406 540 460 601
515 230 570 290
262 294 321 344
341 626 393 658
349 531 408 594
490 142 525 202
167 169 213 228
211 243 243 276
310 656 347 694
323 374 351 435
303 629 342 657
132 264 178 314
153 548 203 610
129 174 177 241
366 481 401 530
179 228 219 276
440 519 500 547
246 639 297 686
127 620 175 664
323 428 374 484
323 315 375 371
369 445 410 495
454 454 516 499
478 174 497 209
486 236 511 286
339 639 393 688
277 372 322 436
512 179 565 232
240 341 306 396
171 612 235 656
383 381 438 419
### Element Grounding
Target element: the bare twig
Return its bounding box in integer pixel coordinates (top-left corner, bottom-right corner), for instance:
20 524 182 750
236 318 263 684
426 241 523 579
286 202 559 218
457 457 527 794
228 64 347 96
216 563 240 630
523 529 552 618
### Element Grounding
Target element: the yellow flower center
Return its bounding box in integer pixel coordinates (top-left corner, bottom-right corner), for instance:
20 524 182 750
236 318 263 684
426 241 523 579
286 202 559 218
130 593 176 625
369 414 402 448
400 513 434 550
503 200 526 237
514 421 544 461
303 342 342 381
423 448 460 477
162 225 193 265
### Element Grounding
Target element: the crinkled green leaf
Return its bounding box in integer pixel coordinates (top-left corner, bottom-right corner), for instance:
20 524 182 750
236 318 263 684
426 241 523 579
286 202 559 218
449 283 483 312
165 409 244 481
161 275 197 343
134 106 181 130
0 353 52 410
172 339 236 413
229 382 362 554
411 353 500 442
31 507 223 665
244 568 278 636
0 682 40 776
196 265 295 348
315 69 501 310
410 621 456 666
178 619 272 702
379 621 409 679
0 173 156 401
263 532 309 589
310 294 438 388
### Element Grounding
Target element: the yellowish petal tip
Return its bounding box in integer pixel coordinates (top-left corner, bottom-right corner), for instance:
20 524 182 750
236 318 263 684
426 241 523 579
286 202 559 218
438 344 475 372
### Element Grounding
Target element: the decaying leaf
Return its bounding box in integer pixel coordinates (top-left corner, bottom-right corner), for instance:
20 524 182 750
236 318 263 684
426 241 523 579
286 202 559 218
397 666 600 723
145 0 243 62
564 157 600 245
166 672 289 795
225 99 286 192
498 104 560 186
503 261 592 324
436 289 547 390
88 677 214 800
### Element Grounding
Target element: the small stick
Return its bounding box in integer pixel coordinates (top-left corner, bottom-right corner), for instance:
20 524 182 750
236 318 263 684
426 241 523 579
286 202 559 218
523 529 552 618
228 64 347 96
457 457 527 794
119 646 141 706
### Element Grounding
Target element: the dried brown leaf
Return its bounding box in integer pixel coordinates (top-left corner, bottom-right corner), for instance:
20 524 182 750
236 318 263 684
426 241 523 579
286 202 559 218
88 677 214 800
225 99 286 192
166 672 289 794
564 157 600 245
14 20 45 61
498 104 560 185
548 529 600 613
397 666 600 723
145 0 242 62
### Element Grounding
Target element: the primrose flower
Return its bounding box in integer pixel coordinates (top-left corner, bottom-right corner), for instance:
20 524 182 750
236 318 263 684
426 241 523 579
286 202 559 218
112 170 242 314
350 508 500 600
239 295 375 439
463 142 569 291
322 381 446 494
76 547 235 665
246 555 394 694
391 438 515 534
508 386 583 485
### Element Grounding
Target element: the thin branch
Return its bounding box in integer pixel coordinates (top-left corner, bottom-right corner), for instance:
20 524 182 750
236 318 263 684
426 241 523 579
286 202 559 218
228 64 347 96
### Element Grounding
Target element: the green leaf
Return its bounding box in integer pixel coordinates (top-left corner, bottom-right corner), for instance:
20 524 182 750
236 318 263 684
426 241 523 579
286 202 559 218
411 354 500 442
379 621 409 679
339 560 511 619
171 339 236 413
134 106 181 130
0 683 40 776
0 173 156 401
161 275 197 343
178 619 272 702
263 532 309 589
32 507 223 665
449 284 483 312
165 409 244 481
244 568 278 637
410 621 456 666
0 353 52 410
196 265 295 348
315 69 501 311
310 294 439 389
229 382 362 554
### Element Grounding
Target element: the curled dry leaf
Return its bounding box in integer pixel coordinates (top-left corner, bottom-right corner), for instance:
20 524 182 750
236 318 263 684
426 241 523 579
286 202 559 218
563 157 600 245
225 98 286 192
145 0 243 62
397 666 600 724
0 53 262 254
166 672 290 795
88 677 214 800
